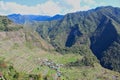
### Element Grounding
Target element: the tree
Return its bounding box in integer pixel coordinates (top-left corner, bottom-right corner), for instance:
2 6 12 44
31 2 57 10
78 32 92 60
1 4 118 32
2 19 8 31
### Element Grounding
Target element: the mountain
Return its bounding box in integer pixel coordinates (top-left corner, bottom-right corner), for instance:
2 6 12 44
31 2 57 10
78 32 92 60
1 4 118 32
0 6 120 80
36 6 120 72
0 16 23 31
7 14 64 24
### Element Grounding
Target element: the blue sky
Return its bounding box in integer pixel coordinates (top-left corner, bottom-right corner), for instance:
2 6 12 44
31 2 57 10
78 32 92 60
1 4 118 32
4 0 47 6
0 0 120 16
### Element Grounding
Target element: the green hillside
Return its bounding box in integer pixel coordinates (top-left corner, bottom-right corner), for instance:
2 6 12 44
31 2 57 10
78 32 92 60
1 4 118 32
0 16 23 31
36 6 120 72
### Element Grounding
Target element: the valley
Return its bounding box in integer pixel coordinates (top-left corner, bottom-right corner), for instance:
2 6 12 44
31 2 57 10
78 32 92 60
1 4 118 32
0 6 120 80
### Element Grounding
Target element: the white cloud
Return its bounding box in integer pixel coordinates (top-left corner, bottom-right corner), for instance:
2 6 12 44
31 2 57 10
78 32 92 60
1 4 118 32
83 0 96 5
38 1 61 15
0 0 96 15
65 0 81 11
64 0 90 12
0 1 61 16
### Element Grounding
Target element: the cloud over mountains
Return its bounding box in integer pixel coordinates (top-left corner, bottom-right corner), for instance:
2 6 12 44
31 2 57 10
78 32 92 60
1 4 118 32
0 0 96 15
0 0 119 15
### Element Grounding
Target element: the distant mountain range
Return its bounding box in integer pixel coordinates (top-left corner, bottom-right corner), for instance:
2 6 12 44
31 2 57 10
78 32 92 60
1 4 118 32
8 14 64 24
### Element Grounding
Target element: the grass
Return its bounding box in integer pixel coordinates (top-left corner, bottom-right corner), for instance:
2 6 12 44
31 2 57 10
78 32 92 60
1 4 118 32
38 53 82 64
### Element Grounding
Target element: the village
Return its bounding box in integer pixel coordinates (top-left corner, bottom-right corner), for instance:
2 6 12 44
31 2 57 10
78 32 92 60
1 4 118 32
36 58 64 78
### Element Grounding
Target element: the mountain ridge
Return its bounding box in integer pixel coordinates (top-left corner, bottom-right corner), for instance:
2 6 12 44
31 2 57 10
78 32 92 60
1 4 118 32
36 6 120 72
8 14 64 24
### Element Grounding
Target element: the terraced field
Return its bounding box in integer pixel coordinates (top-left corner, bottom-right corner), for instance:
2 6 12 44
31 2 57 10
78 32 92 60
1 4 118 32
0 30 120 80
1 46 120 80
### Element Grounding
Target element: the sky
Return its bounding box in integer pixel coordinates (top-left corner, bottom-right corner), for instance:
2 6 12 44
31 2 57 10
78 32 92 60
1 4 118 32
0 0 120 16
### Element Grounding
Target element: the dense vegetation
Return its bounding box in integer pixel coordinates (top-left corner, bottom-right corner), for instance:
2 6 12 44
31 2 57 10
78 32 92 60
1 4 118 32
101 37 120 72
67 55 98 67
36 6 120 72
0 16 23 31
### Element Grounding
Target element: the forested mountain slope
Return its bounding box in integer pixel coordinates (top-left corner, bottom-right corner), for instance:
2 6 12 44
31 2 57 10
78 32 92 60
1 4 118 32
36 6 120 72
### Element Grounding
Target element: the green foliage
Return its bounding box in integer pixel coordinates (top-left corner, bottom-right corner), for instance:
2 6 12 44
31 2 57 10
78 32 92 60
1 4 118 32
67 55 98 67
56 45 92 55
7 26 23 31
35 6 120 73
81 55 97 66
101 40 120 72
0 16 23 31
0 16 10 31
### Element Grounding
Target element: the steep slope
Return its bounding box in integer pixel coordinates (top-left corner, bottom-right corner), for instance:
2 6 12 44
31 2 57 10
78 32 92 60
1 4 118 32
90 8 120 72
90 18 118 59
36 6 120 72
0 16 55 73
101 36 120 72
0 16 23 31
